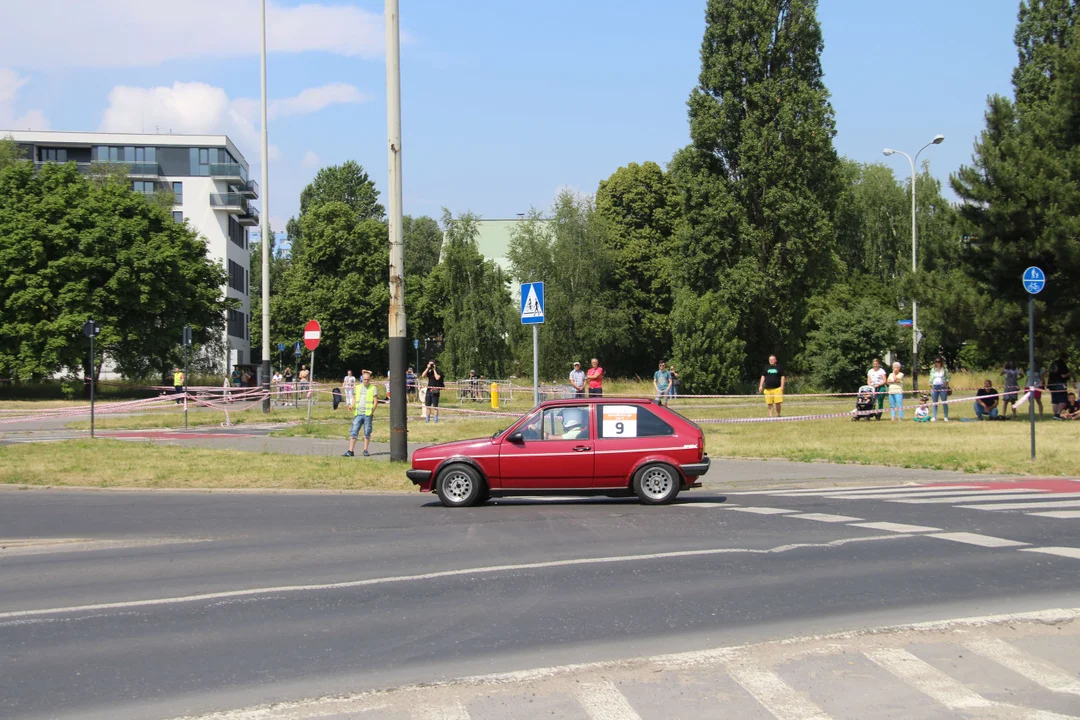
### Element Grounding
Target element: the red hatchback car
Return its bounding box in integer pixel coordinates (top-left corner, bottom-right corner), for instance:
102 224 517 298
407 398 710 507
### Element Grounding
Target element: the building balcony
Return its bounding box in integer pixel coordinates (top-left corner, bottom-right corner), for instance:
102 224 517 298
34 161 91 174
210 193 247 212
209 163 247 182
237 178 259 198
95 161 161 178
238 206 260 227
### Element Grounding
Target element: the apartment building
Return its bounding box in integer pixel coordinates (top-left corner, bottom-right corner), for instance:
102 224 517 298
3 130 258 369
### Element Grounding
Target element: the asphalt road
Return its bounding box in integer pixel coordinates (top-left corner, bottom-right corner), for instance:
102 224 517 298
2 479 1079 719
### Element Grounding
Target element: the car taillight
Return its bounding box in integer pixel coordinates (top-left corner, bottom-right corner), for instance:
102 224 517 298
697 434 704 461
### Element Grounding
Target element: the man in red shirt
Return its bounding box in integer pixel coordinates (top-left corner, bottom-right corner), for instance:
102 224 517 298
587 358 604 397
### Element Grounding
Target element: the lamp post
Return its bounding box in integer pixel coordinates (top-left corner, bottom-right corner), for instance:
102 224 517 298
883 134 944 392
259 0 272 413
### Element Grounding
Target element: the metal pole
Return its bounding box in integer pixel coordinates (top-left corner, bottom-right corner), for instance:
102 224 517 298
532 324 539 406
183 343 189 430
386 0 408 462
259 0 272 414
1029 296 1036 461
89 334 95 439
909 154 918 393
307 348 315 424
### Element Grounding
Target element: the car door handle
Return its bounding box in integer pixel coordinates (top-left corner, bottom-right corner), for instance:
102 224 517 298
573 445 591 452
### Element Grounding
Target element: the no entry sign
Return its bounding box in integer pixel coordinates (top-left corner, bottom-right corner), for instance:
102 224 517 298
304 320 321 351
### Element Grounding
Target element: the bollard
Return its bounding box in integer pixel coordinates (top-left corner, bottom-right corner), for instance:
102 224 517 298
490 382 499 410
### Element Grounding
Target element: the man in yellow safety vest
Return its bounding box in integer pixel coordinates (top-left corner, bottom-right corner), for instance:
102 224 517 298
343 370 381 457
173 367 185 404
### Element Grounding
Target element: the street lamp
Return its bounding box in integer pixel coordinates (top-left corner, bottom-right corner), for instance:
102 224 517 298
883 134 944 392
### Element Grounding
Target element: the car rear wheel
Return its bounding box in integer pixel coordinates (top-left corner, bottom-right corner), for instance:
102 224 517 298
633 463 680 505
435 463 485 507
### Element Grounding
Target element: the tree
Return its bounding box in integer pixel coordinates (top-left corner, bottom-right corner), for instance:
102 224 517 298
833 160 908 281
299 161 384 221
670 0 841 380
0 162 230 381
595 162 678 374
0 135 27 172
403 215 443 278
951 2 1080 357
439 211 513 378
669 289 745 393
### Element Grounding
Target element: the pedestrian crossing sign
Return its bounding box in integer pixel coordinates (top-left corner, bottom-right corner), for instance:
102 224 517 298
520 282 545 325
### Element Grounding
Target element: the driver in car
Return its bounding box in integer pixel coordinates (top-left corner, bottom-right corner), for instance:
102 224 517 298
560 408 588 440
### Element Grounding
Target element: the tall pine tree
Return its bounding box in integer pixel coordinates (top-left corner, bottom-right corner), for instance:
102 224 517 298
952 0 1080 354
670 0 840 387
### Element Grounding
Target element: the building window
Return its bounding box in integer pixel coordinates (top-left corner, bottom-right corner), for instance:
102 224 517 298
172 182 183 204
132 180 155 194
134 147 156 162
40 148 67 162
227 309 246 339
228 216 247 249
228 260 247 294
172 211 184 223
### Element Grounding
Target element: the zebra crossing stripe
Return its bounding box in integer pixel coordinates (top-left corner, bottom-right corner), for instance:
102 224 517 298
964 637 1080 695
897 492 1080 505
577 681 644 720
823 488 1046 500
959 500 1080 512
725 662 832 720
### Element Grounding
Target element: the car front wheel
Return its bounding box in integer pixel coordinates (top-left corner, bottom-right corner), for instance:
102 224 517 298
435 463 485 507
633 463 680 505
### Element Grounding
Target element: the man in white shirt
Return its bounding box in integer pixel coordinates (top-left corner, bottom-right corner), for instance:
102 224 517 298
569 361 586 398
343 370 357 406
867 357 888 416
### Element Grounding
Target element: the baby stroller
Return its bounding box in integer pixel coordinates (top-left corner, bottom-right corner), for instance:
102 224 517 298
853 385 882 421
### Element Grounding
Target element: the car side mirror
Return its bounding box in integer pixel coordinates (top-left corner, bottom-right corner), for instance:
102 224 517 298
508 432 525 444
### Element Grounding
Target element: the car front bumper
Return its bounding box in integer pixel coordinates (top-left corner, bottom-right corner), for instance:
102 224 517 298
680 456 711 478
406 468 432 485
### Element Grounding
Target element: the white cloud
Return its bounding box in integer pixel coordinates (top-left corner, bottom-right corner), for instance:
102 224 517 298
301 150 321 169
1 1 385 68
0 68 48 130
98 81 363 158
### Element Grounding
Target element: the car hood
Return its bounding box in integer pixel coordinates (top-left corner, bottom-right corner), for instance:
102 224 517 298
413 437 496 459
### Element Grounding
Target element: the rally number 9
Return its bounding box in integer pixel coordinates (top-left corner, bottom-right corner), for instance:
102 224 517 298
615 421 624 435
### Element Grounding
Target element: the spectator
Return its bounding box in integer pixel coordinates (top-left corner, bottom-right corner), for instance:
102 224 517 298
1028 362 1045 416
975 379 1000 420
222 374 231 403
1060 392 1080 420
867 358 888 418
467 370 480 401
670 367 680 399
241 369 252 388
1048 352 1071 417
758 355 785 417
914 394 931 423
271 370 282 402
343 370 381 457
406 367 417 401
887 362 905 421
299 364 310 398
343 370 356 406
1001 361 1024 419
422 360 444 423
926 356 950 422
653 361 672 406
587 358 604 397
569 361 586 399
173 367 185 404
231 366 242 388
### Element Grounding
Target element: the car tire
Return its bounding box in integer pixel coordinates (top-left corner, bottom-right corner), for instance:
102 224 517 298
435 463 485 508
633 463 680 505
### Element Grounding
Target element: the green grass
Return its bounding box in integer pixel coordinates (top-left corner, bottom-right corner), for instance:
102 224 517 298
0 440 413 491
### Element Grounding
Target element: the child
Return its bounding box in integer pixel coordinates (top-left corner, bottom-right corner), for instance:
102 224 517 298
914 394 931 422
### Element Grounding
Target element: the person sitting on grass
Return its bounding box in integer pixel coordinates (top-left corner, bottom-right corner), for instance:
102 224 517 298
974 379 1000 421
1058 392 1080 420
914 395 931 423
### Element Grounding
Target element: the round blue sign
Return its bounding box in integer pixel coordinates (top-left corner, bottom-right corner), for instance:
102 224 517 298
1023 266 1046 295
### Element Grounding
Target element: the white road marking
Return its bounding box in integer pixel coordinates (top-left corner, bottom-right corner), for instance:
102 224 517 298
864 647 993 710
799 485 980 496
1019 547 1080 560
0 534 909 621
1028 511 1080 519
726 662 832 720
789 513 863 523
849 522 941 533
676 502 732 508
927 532 1028 548
965 637 1080 695
413 703 471 720
824 488 1046 500
577 680 643 720
960 500 1080 512
729 484 913 495
728 507 798 515
904 491 1080 505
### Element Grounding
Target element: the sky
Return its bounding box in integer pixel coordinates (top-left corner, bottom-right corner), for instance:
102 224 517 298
1 0 1020 234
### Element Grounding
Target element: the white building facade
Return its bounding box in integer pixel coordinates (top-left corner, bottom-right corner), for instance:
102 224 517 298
3 130 258 369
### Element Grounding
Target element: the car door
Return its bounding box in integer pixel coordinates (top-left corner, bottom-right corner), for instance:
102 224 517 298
593 403 677 487
498 406 594 489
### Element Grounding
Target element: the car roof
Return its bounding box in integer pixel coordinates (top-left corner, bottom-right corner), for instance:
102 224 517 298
537 397 657 408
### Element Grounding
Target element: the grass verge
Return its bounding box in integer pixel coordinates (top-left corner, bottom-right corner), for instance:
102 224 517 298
0 440 413 492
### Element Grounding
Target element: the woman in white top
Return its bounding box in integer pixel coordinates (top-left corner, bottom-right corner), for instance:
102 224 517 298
887 362 905 421
928 356 951 422
867 358 887 416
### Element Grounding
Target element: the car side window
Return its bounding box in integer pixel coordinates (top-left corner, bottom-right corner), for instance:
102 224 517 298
598 405 673 438
541 406 590 441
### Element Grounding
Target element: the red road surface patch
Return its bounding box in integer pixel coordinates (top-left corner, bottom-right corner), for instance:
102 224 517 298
926 479 1080 493
101 431 258 440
